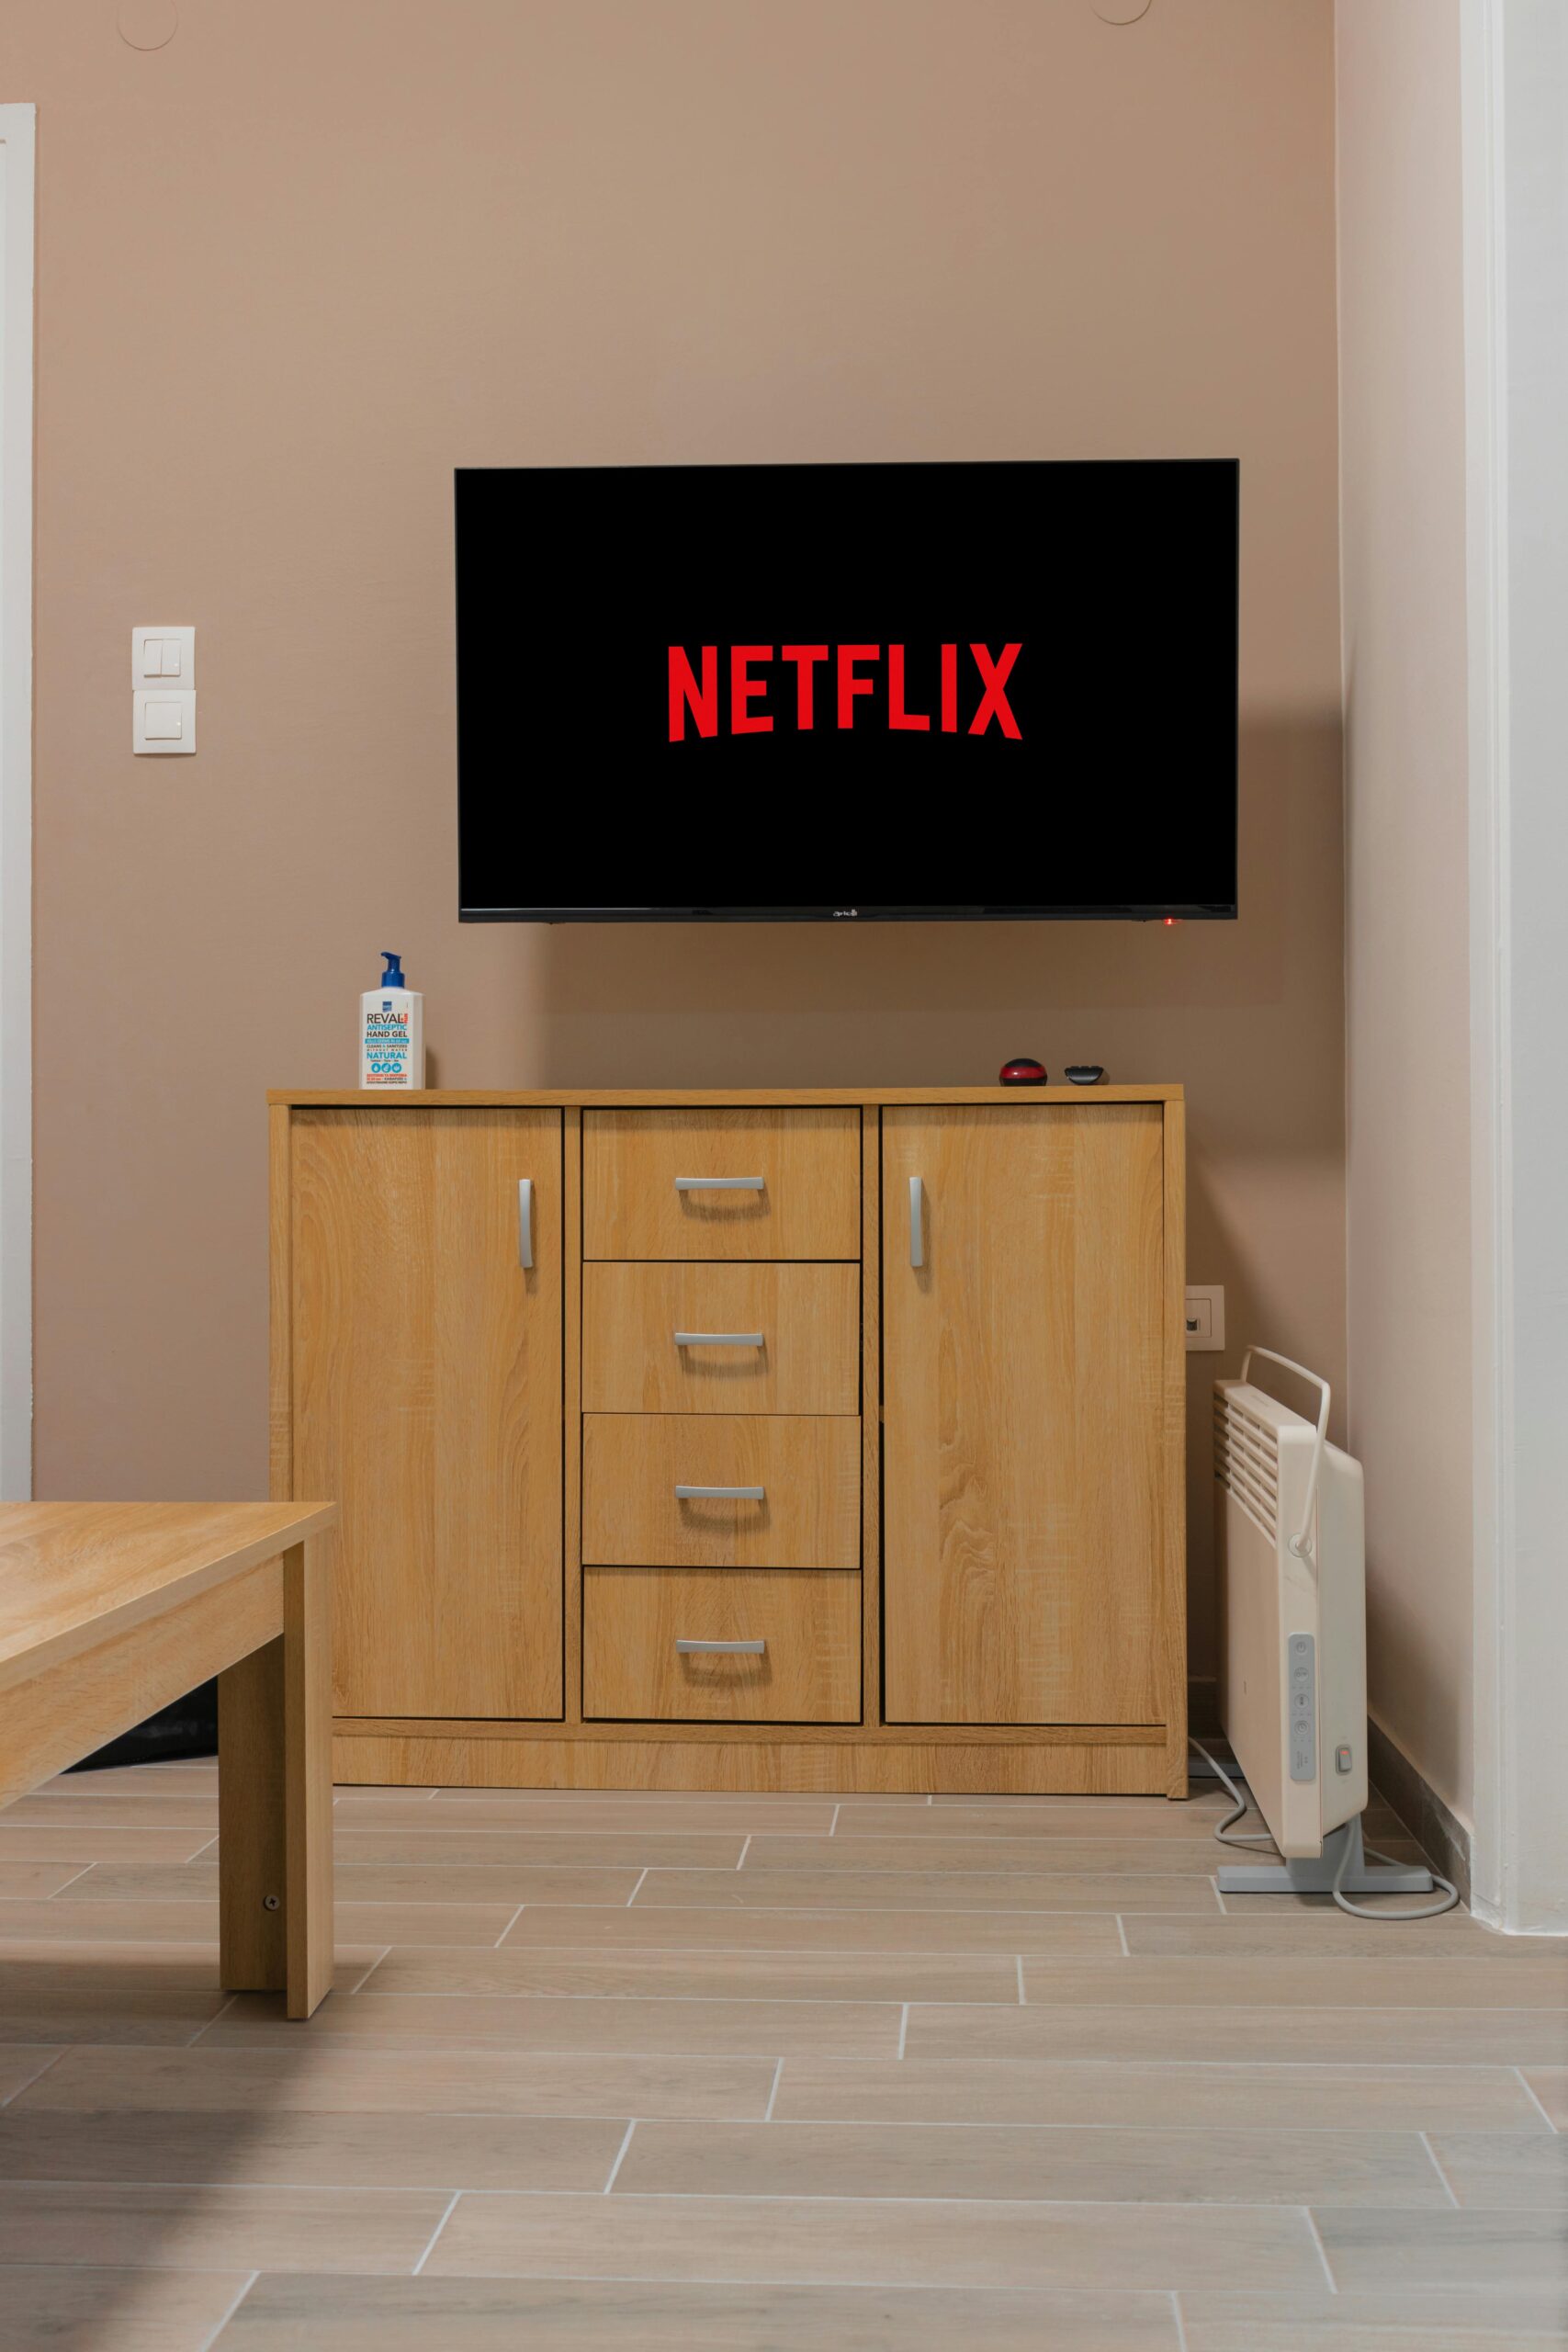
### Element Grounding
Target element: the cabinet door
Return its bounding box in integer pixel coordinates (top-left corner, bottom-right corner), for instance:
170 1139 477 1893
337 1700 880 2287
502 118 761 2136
290 1108 563 1719
882 1105 1165 1724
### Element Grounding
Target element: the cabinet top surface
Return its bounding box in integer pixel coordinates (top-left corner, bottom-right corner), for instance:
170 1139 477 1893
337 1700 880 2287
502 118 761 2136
271 1085 1183 1108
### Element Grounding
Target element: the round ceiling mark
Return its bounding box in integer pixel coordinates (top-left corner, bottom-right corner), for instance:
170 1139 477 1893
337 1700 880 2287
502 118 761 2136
1092 0 1152 20
118 0 179 51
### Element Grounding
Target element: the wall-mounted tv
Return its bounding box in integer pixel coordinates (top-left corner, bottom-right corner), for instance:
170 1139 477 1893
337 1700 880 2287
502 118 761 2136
456 459 1238 922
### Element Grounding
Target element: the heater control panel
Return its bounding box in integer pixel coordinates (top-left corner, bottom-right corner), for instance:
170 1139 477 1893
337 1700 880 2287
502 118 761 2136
1287 1633 1317 1782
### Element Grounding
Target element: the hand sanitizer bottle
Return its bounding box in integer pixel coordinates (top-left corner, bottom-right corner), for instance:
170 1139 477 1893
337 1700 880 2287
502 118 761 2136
359 952 424 1090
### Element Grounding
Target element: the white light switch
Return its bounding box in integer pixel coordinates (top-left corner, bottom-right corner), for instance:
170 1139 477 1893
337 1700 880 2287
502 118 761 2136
134 688 197 754
130 627 196 688
131 628 197 754
1184 1284 1225 1352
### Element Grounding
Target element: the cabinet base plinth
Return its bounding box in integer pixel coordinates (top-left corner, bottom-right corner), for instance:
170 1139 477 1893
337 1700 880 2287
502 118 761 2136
332 1727 1173 1794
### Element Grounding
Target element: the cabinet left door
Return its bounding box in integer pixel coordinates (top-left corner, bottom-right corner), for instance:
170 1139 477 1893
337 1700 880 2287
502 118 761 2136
286 1107 564 1720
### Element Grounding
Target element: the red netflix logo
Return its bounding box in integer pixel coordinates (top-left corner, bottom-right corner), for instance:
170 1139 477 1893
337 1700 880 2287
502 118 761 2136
668 643 1022 742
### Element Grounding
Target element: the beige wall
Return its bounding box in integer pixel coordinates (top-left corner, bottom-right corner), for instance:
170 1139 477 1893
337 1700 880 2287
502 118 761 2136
15 0 1344 1679
1336 1 1473 1820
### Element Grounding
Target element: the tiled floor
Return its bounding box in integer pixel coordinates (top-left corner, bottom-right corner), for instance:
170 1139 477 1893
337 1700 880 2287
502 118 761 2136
0 1766 1563 2348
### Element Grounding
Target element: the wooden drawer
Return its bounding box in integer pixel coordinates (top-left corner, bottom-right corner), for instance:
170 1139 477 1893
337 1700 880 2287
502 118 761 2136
583 1108 860 1260
583 1567 861 1722
582 1262 860 1416
583 1414 861 1569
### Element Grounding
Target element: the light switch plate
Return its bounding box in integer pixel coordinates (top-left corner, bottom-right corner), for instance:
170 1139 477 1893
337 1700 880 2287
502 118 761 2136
133 688 197 754
1184 1284 1224 1352
131 626 195 689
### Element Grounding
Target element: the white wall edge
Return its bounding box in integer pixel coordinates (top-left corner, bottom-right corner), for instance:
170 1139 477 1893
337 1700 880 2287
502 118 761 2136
1462 0 1568 1936
0 102 34 1505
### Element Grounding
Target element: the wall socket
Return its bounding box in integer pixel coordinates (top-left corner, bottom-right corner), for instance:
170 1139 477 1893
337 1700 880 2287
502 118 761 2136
1184 1285 1224 1351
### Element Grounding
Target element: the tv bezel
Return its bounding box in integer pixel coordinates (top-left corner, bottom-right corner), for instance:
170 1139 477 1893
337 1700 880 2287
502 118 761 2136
459 904 1236 922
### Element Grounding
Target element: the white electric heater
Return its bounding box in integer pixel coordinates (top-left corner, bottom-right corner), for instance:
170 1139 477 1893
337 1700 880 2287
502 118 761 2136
1213 1348 1437 1900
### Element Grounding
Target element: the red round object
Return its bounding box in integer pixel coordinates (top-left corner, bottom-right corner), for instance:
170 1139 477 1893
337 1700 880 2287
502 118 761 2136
998 1057 1048 1085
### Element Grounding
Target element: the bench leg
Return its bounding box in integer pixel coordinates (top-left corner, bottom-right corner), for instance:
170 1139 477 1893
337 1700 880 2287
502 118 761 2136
218 1539 333 2018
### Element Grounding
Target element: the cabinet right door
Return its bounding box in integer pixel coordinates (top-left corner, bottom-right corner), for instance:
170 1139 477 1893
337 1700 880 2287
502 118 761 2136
882 1105 1166 1724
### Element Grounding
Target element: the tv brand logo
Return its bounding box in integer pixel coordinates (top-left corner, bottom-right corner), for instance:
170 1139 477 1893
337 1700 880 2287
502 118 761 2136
668 642 1022 742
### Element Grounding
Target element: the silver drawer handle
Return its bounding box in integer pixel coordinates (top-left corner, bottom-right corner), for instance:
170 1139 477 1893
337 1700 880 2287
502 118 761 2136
675 1175 765 1192
517 1178 534 1270
673 1330 765 1348
676 1637 766 1655
674 1484 765 1501
909 1174 925 1270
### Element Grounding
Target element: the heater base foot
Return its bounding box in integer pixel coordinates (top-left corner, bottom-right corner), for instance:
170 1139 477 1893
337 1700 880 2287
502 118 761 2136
1218 1815 1436 1898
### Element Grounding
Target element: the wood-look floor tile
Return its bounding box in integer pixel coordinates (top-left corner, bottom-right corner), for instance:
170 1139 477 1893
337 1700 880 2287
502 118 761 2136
0 2107 626 2191
422 1796 840 1833
332 1785 440 1804
905 2003 1568 2066
1428 2131 1568 2210
0 1986 229 2045
1019 1956 1568 2009
36 1763 219 1793
1314 2206 1568 2290
773 2056 1547 2132
614 2117 1448 2206
212 2271 1181 2348
73 1860 646 1906
0 1825 215 1862
0 1894 517 1948
206 1991 903 2058
831 1801 1270 1841
1125 1914 1556 1959
742 1835 1266 1875
1 1794 220 1827
1519 2065 1567 2126
496 1905 1120 1956
0 2179 451 2274
0 2262 251 2350
1179 2286 1568 2349
361 1947 1020 2003
636 1867 1218 1913
0 2047 62 2106
0 1859 91 1897
424 2188 1325 2290
334 1831 749 1871
17 2042 776 2120
0 1945 379 1994
0 1899 225 1943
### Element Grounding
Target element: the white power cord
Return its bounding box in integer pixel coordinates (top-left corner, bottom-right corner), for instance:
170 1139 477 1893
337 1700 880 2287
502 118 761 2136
1190 1736 1460 1920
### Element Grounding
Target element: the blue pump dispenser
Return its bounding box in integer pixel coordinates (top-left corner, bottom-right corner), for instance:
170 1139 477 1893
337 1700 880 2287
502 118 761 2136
360 951 424 1088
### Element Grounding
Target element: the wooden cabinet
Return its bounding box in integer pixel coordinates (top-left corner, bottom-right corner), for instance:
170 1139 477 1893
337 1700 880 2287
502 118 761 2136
273 1086 1184 1794
881 1105 1168 1726
281 1107 563 1720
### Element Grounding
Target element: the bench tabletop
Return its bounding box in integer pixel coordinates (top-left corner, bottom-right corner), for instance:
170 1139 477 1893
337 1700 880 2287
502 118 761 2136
0 1501 335 1684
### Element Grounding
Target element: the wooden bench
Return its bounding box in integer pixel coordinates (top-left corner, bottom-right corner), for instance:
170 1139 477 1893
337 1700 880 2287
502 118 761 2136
0 1502 336 2018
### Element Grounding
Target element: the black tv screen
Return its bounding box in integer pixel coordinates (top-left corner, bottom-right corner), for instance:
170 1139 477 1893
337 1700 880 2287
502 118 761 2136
456 459 1238 922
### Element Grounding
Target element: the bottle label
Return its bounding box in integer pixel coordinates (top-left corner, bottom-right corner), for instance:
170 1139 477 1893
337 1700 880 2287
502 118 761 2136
363 1000 414 1087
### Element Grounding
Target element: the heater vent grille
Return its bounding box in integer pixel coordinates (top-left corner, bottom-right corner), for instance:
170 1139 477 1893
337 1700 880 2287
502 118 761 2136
1213 1390 1280 1544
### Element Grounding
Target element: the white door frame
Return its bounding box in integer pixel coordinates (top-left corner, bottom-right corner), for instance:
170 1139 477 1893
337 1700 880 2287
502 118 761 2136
0 103 33 1504
1462 1 1568 1935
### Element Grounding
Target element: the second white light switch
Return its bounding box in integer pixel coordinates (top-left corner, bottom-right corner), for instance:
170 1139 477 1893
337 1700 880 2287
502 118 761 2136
131 626 195 687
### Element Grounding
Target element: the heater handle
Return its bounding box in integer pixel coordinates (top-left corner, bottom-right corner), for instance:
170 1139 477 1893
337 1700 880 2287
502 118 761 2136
1240 1347 1331 1566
